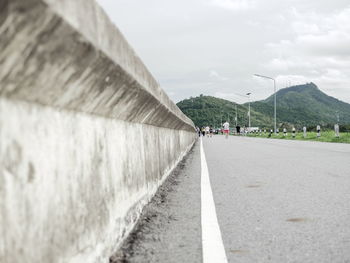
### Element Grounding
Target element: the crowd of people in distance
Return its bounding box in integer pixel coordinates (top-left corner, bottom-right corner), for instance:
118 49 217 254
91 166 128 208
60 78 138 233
196 121 231 139
196 122 340 139
196 126 214 138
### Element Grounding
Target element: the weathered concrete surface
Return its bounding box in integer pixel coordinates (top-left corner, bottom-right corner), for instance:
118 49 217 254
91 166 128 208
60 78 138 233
110 141 202 263
0 0 193 131
0 0 195 262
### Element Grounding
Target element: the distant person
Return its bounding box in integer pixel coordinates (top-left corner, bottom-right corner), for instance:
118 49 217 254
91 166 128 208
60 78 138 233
334 124 340 138
316 125 321 138
303 126 307 138
209 126 214 137
243 126 247 136
276 128 279 135
201 127 205 137
236 125 241 135
205 126 210 137
223 121 230 139
196 126 200 137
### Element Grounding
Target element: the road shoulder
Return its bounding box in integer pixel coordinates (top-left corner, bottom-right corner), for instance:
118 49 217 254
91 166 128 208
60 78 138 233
110 139 202 263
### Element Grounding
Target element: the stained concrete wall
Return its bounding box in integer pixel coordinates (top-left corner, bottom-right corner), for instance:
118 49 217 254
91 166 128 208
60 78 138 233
0 0 196 262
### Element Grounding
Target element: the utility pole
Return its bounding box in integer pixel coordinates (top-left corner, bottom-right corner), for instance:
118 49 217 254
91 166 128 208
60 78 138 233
254 74 277 134
336 110 340 123
235 104 238 127
246 93 251 130
234 93 252 131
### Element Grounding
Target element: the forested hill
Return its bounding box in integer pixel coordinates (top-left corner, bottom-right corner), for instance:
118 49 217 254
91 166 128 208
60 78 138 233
176 83 350 128
250 83 350 126
176 95 273 128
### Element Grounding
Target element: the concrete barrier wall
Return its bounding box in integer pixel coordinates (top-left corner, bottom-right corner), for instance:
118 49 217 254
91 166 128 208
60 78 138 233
0 0 196 262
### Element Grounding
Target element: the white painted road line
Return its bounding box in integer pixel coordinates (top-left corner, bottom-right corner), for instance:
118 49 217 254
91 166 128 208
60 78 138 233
200 138 228 263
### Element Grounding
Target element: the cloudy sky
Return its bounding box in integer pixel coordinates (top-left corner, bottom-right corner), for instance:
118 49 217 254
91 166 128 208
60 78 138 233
97 0 350 104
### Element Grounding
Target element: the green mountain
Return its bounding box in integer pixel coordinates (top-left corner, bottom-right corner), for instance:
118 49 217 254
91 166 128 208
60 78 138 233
250 83 350 127
176 94 273 128
177 83 350 128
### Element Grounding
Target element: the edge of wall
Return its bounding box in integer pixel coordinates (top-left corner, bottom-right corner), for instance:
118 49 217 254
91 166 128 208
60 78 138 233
0 0 196 262
0 0 195 131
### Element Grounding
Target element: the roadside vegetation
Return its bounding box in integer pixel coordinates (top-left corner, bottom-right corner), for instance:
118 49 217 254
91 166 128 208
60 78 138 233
246 130 350 144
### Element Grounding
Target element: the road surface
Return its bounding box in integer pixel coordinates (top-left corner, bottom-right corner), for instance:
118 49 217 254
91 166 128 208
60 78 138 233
112 136 350 263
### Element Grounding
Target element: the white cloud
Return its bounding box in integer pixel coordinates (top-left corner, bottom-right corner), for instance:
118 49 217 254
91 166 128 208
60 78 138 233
209 0 256 11
266 7 350 58
261 6 350 102
97 0 350 104
292 22 321 35
292 7 350 57
209 70 229 81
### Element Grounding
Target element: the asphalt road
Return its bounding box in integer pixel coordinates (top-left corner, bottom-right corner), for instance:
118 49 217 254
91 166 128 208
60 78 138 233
204 136 350 263
113 136 350 263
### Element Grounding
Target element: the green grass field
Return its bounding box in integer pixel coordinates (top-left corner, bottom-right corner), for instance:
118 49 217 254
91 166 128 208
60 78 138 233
246 130 350 144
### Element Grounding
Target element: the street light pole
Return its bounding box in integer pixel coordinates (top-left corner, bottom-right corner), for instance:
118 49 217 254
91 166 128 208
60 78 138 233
234 93 251 129
273 78 276 134
246 93 251 130
335 110 340 124
235 104 238 127
254 74 277 134
220 111 223 127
